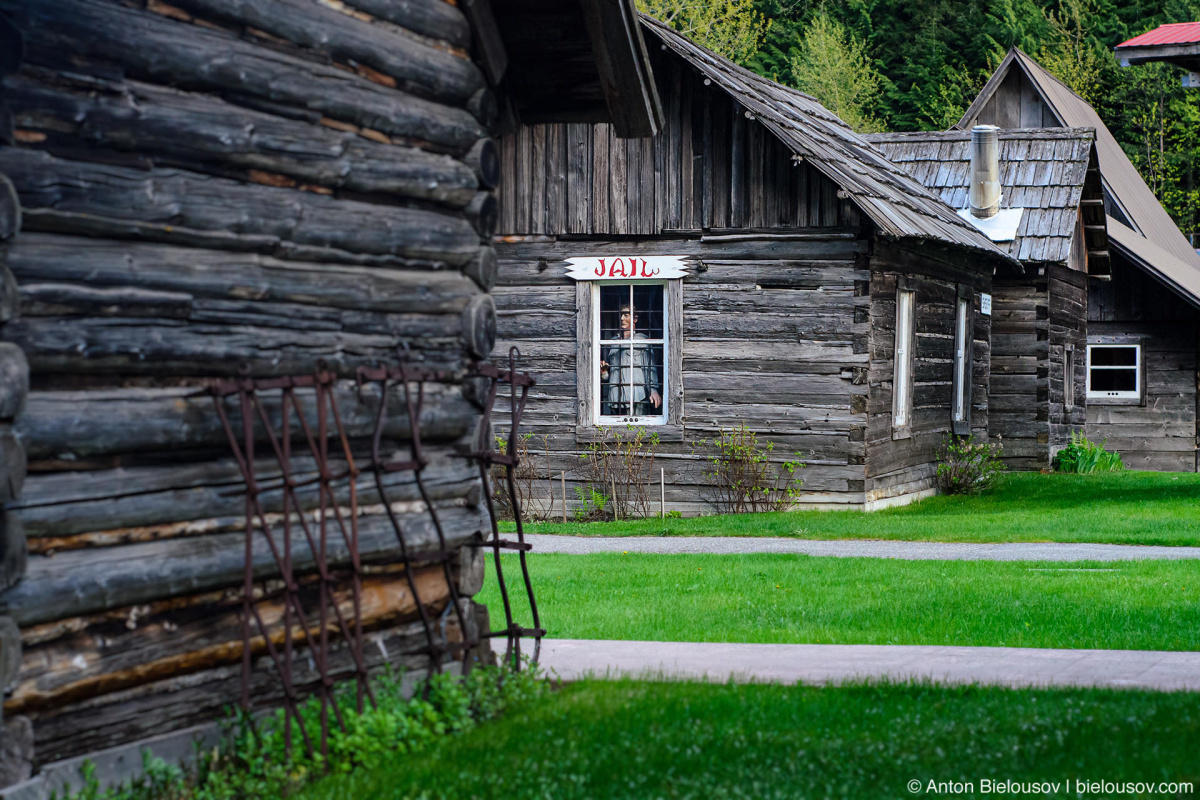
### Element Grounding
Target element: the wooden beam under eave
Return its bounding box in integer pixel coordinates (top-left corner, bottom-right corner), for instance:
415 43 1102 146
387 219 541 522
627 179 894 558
578 0 663 138
461 0 509 85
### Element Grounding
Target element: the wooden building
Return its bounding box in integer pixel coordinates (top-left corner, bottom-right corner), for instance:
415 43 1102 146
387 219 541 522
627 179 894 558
869 128 1110 470
0 0 659 786
954 48 1200 471
492 17 1016 514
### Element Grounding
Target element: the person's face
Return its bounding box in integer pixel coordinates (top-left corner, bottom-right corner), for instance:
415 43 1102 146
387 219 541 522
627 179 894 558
620 309 637 336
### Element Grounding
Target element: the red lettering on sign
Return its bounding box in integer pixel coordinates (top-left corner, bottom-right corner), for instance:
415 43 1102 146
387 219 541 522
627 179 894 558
595 258 606 277
609 258 626 277
640 258 659 278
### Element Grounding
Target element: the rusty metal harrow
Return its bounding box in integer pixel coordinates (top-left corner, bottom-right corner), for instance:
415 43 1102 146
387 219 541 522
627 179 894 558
209 349 542 759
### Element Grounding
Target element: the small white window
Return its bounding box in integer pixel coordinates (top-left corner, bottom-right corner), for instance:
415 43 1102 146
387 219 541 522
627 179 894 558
893 289 915 430
596 283 667 424
952 297 969 424
1086 344 1140 401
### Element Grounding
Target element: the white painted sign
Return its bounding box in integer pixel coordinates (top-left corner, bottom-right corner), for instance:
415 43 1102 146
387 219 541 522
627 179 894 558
981 293 992 316
564 256 690 281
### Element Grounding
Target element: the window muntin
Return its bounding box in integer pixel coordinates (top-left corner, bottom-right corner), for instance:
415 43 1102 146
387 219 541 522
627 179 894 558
597 283 666 424
1086 344 1140 400
952 297 969 423
893 289 915 430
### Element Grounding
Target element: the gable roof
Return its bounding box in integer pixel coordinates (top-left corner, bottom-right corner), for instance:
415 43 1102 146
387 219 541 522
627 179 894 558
1107 216 1200 310
640 16 1017 268
1118 22 1200 49
954 47 1200 271
866 128 1101 266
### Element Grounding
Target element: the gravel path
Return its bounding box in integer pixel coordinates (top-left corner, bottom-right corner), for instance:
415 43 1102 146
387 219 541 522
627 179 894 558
524 639 1200 691
523 534 1200 561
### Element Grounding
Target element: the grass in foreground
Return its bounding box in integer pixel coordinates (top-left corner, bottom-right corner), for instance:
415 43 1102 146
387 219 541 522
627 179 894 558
302 680 1200 800
480 553 1200 650
501 471 1200 546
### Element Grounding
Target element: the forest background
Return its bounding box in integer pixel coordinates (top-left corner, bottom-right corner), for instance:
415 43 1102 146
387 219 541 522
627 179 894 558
638 0 1200 245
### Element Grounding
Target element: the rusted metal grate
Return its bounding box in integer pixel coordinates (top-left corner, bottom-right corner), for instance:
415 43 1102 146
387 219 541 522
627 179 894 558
209 350 543 759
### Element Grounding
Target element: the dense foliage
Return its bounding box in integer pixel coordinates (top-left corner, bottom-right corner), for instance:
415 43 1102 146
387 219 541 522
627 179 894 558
59 665 547 800
640 0 1200 243
1052 430 1126 472
935 434 1007 494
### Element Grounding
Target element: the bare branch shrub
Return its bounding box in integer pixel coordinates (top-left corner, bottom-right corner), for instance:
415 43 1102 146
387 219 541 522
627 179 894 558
575 426 659 520
703 424 804 514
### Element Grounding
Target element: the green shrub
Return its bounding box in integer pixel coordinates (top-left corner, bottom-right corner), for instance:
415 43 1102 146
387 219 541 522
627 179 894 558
56 664 546 800
704 424 805 513
935 435 1005 495
1052 431 1124 473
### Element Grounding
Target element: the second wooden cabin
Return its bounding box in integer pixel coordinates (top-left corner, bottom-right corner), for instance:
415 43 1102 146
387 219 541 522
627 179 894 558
492 17 1017 513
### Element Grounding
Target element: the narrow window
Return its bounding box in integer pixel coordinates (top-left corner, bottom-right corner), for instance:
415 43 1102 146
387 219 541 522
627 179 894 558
1064 345 1075 410
952 297 970 425
893 289 915 431
596 283 667 424
1086 343 1141 402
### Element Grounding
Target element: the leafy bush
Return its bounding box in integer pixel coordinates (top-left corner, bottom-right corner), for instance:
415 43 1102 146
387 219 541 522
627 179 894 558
57 664 546 800
936 435 1005 495
576 426 660 520
704 424 804 514
1052 432 1124 473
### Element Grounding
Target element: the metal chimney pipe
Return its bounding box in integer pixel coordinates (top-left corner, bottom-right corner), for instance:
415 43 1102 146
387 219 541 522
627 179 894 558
969 125 1001 219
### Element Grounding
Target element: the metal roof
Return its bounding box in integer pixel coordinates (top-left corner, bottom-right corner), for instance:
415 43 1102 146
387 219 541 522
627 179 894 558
1106 216 1200 310
866 128 1098 264
955 48 1200 272
641 17 1017 268
1117 22 1200 49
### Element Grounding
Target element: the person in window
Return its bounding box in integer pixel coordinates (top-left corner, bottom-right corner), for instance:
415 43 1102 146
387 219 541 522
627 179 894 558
600 303 662 416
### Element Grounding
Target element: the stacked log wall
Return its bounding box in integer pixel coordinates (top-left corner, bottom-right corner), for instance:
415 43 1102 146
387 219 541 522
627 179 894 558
0 0 500 768
493 235 869 514
865 242 991 502
1048 266 1087 456
988 276 1049 470
1088 254 1198 471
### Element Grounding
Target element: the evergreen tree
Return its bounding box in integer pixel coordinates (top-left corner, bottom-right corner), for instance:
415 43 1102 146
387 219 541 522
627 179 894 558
638 0 771 64
790 14 885 132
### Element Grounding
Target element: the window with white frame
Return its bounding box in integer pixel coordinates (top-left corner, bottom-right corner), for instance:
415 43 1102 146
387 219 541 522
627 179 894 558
596 283 666 424
1086 343 1141 402
893 288 915 432
952 296 970 426
1064 345 1076 410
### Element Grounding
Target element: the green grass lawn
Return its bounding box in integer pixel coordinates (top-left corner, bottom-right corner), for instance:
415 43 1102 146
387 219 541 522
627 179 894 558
502 471 1200 546
301 680 1200 800
480 553 1200 650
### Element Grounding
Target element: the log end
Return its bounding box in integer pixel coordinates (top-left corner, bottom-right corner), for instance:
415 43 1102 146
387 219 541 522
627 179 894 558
465 192 498 240
465 138 499 190
467 88 498 130
0 716 33 788
0 344 29 420
0 512 26 594
463 246 498 292
460 293 496 360
0 176 20 242
0 615 18 695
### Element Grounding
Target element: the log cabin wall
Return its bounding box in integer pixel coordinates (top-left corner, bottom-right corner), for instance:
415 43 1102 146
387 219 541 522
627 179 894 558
0 0 501 767
988 277 1050 470
1048 265 1088 456
865 242 991 503
1088 255 1199 471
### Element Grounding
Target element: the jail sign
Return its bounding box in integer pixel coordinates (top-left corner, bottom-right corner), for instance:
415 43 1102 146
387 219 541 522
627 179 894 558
564 256 690 281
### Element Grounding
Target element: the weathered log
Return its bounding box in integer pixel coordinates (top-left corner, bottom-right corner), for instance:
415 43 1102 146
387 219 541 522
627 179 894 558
5 234 483 315
7 315 464 377
466 138 500 190
0 149 480 266
0 616 19 694
7 75 478 207
23 616 465 763
18 448 479 539
0 429 25 503
18 381 477 459
0 346 25 423
467 88 499 130
465 192 499 240
8 567 453 713
0 175 18 241
1 504 485 626
168 0 482 102
460 294 497 359
0 716 33 787
456 539 485 596
464 246 498 292
0 267 17 325
0 513 25 594
5 0 487 149
341 0 471 48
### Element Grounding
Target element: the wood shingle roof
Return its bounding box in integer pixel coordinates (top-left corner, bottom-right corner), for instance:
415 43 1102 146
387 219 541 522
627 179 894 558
867 128 1096 264
642 16 1017 268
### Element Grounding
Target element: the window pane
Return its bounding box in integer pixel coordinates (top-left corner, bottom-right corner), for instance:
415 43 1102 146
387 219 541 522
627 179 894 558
599 343 630 416
1091 346 1137 367
1091 368 1137 393
632 285 664 339
599 285 630 341
599 342 664 417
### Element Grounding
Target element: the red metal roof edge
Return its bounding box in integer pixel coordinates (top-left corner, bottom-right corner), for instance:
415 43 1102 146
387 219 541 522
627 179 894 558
1117 22 1200 50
